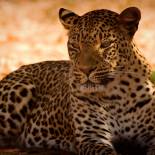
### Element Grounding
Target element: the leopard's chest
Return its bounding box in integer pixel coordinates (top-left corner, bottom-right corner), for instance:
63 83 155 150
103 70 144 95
103 91 155 155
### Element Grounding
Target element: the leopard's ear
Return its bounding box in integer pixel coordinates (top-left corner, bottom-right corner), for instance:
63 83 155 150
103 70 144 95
118 7 141 37
59 8 79 30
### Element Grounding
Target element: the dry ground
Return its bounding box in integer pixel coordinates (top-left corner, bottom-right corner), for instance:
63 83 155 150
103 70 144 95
0 0 155 154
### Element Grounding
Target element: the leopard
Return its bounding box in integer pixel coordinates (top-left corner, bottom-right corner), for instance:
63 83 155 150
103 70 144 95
0 6 155 155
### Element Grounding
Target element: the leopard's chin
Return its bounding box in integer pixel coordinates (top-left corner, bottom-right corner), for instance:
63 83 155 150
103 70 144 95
78 81 105 93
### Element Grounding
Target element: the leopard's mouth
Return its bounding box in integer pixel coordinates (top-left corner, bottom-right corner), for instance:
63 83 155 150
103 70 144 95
79 80 105 93
78 74 115 93
72 70 115 93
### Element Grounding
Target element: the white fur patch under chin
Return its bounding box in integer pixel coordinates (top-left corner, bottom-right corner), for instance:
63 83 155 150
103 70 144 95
79 84 105 93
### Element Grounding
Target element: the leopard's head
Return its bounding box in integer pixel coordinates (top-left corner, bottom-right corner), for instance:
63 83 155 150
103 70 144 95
59 7 141 93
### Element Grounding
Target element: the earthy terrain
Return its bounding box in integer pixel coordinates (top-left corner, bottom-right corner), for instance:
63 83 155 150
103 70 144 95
0 0 155 154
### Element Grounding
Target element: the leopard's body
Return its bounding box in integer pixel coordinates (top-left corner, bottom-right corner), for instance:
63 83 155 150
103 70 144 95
0 7 155 155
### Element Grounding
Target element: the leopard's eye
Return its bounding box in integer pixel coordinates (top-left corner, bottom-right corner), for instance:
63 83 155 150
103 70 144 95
68 41 80 52
68 42 80 60
100 40 111 48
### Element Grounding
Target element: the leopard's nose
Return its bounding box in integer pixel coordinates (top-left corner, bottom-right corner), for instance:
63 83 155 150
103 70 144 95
78 66 96 75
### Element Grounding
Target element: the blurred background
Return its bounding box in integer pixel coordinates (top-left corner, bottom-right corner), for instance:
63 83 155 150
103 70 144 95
0 0 155 79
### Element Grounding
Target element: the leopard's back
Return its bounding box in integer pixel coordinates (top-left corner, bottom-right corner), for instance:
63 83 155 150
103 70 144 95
0 60 72 147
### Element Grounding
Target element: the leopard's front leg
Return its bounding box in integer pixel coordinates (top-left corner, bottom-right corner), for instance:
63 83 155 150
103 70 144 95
73 111 116 155
71 95 116 155
77 141 117 155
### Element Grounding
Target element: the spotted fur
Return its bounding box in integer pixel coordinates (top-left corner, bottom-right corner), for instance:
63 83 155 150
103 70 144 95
0 7 155 155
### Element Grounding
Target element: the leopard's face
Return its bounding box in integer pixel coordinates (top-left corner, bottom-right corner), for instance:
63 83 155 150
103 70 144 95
68 23 120 93
59 7 141 93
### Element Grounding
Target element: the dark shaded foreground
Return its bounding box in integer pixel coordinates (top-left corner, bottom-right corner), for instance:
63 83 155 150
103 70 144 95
0 148 76 155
